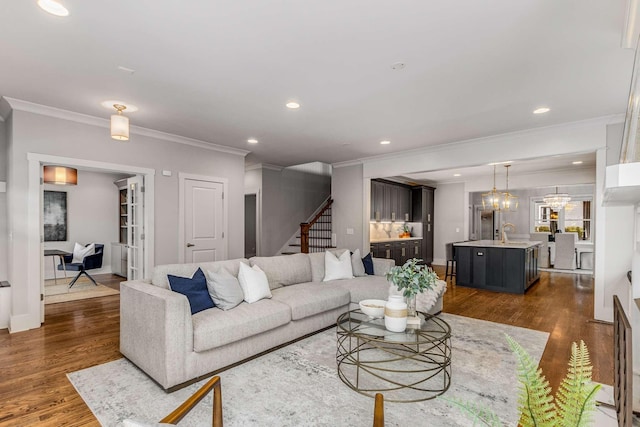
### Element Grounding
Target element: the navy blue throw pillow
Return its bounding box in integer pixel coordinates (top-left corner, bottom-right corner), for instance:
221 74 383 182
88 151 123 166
167 268 215 315
362 253 374 275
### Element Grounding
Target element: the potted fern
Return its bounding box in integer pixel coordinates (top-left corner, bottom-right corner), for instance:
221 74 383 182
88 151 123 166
442 335 601 426
385 258 438 320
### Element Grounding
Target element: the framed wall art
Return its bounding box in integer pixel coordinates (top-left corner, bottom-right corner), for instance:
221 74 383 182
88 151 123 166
43 190 67 242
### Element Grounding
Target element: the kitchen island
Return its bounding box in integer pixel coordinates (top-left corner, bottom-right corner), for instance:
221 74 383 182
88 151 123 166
454 240 541 294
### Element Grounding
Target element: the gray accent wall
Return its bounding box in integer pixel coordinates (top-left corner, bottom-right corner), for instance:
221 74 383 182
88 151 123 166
246 165 331 256
332 163 364 252
433 183 465 264
7 109 246 324
0 119 7 281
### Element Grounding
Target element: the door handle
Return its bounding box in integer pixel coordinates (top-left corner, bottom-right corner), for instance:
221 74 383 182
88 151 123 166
186 243 195 247
402 247 406 256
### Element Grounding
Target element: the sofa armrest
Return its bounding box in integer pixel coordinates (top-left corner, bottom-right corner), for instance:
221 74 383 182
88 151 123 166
120 280 193 390
372 258 395 277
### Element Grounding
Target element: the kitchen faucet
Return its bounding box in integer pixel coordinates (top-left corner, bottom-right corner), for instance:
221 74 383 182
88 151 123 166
501 223 515 244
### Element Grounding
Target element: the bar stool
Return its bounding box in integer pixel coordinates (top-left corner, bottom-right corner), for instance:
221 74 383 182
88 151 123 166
445 243 456 282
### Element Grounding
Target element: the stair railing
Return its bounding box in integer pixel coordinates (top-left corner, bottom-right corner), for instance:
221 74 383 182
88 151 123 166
300 198 333 253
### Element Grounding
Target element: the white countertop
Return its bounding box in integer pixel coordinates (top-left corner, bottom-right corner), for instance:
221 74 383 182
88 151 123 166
370 237 423 243
454 240 542 249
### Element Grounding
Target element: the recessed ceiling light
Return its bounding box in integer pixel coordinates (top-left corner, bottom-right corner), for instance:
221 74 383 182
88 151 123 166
380 140 391 145
453 173 461 177
286 102 300 109
247 138 258 144
100 100 139 112
533 107 550 114
572 161 583 165
37 0 69 16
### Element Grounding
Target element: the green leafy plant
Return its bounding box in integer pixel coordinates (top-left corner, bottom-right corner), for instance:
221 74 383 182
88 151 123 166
441 335 601 427
385 258 438 298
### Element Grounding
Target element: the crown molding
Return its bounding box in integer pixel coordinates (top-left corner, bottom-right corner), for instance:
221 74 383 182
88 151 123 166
332 159 363 169
356 114 623 166
2 97 250 157
244 163 284 172
261 163 284 171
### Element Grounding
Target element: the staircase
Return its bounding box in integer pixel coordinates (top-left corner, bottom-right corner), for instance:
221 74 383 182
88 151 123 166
281 198 336 254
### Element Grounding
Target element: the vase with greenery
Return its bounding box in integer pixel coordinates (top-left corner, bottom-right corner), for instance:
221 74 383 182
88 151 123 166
385 258 438 318
442 335 601 426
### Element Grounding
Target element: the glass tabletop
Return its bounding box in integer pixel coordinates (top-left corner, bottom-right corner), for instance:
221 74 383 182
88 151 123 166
336 309 451 345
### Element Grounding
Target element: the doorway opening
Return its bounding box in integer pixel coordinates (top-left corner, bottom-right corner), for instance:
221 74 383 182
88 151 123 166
25 153 155 329
245 194 257 258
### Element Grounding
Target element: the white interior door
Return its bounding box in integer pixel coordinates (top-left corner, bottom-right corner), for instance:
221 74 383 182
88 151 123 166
127 175 144 280
184 178 225 263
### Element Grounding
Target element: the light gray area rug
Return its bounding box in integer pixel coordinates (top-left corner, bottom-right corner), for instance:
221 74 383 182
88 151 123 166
68 314 549 426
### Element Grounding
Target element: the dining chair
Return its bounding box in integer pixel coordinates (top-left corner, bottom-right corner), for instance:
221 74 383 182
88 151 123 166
553 233 577 270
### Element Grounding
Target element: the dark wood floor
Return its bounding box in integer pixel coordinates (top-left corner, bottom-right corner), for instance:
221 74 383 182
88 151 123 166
0 270 612 425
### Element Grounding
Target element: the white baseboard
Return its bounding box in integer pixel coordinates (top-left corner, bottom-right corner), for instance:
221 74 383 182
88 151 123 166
432 258 446 266
9 312 39 333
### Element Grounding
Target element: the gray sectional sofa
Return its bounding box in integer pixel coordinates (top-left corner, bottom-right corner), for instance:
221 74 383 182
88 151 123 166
120 251 444 391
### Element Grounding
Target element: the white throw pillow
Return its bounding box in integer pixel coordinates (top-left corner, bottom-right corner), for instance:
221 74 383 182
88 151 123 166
351 248 366 277
237 263 272 303
72 242 95 263
323 250 354 281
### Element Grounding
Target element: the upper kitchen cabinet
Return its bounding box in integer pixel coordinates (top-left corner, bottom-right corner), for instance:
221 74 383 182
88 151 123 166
370 179 412 221
412 186 436 264
411 186 435 223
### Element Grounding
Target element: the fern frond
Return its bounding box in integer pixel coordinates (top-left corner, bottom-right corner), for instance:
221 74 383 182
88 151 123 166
555 341 602 427
439 396 504 426
505 334 556 427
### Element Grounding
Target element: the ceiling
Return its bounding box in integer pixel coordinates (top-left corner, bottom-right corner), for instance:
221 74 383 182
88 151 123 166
398 152 597 186
0 1 635 167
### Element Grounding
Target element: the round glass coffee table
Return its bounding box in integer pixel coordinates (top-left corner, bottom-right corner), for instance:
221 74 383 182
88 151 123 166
336 309 451 403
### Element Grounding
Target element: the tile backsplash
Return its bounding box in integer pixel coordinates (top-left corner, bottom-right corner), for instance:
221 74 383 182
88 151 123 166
370 222 423 240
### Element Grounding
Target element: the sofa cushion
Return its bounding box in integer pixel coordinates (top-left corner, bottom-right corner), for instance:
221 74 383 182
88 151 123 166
167 268 215 315
323 250 354 281
206 268 244 310
192 299 291 352
309 249 352 281
249 254 312 289
362 253 374 275
152 259 249 289
271 282 350 321
238 263 272 303
351 249 366 277
330 275 390 303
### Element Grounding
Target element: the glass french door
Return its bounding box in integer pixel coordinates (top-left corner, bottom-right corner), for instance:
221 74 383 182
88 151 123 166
127 175 144 280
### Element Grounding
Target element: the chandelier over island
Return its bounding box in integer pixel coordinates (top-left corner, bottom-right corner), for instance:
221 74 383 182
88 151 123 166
481 165 504 211
543 186 571 210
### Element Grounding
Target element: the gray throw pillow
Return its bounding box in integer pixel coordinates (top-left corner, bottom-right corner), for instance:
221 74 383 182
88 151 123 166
206 268 244 310
351 249 367 277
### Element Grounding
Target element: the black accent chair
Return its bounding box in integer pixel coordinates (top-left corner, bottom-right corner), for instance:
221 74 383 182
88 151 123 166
58 243 104 288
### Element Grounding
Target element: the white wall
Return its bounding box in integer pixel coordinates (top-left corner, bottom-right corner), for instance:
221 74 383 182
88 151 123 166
332 163 365 252
433 183 465 265
6 105 247 332
42 170 123 280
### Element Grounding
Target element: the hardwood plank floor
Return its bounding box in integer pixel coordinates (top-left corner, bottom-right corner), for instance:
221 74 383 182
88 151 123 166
0 270 612 425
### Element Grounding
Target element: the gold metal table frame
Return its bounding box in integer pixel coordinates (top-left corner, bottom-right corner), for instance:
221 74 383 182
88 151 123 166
336 309 451 403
